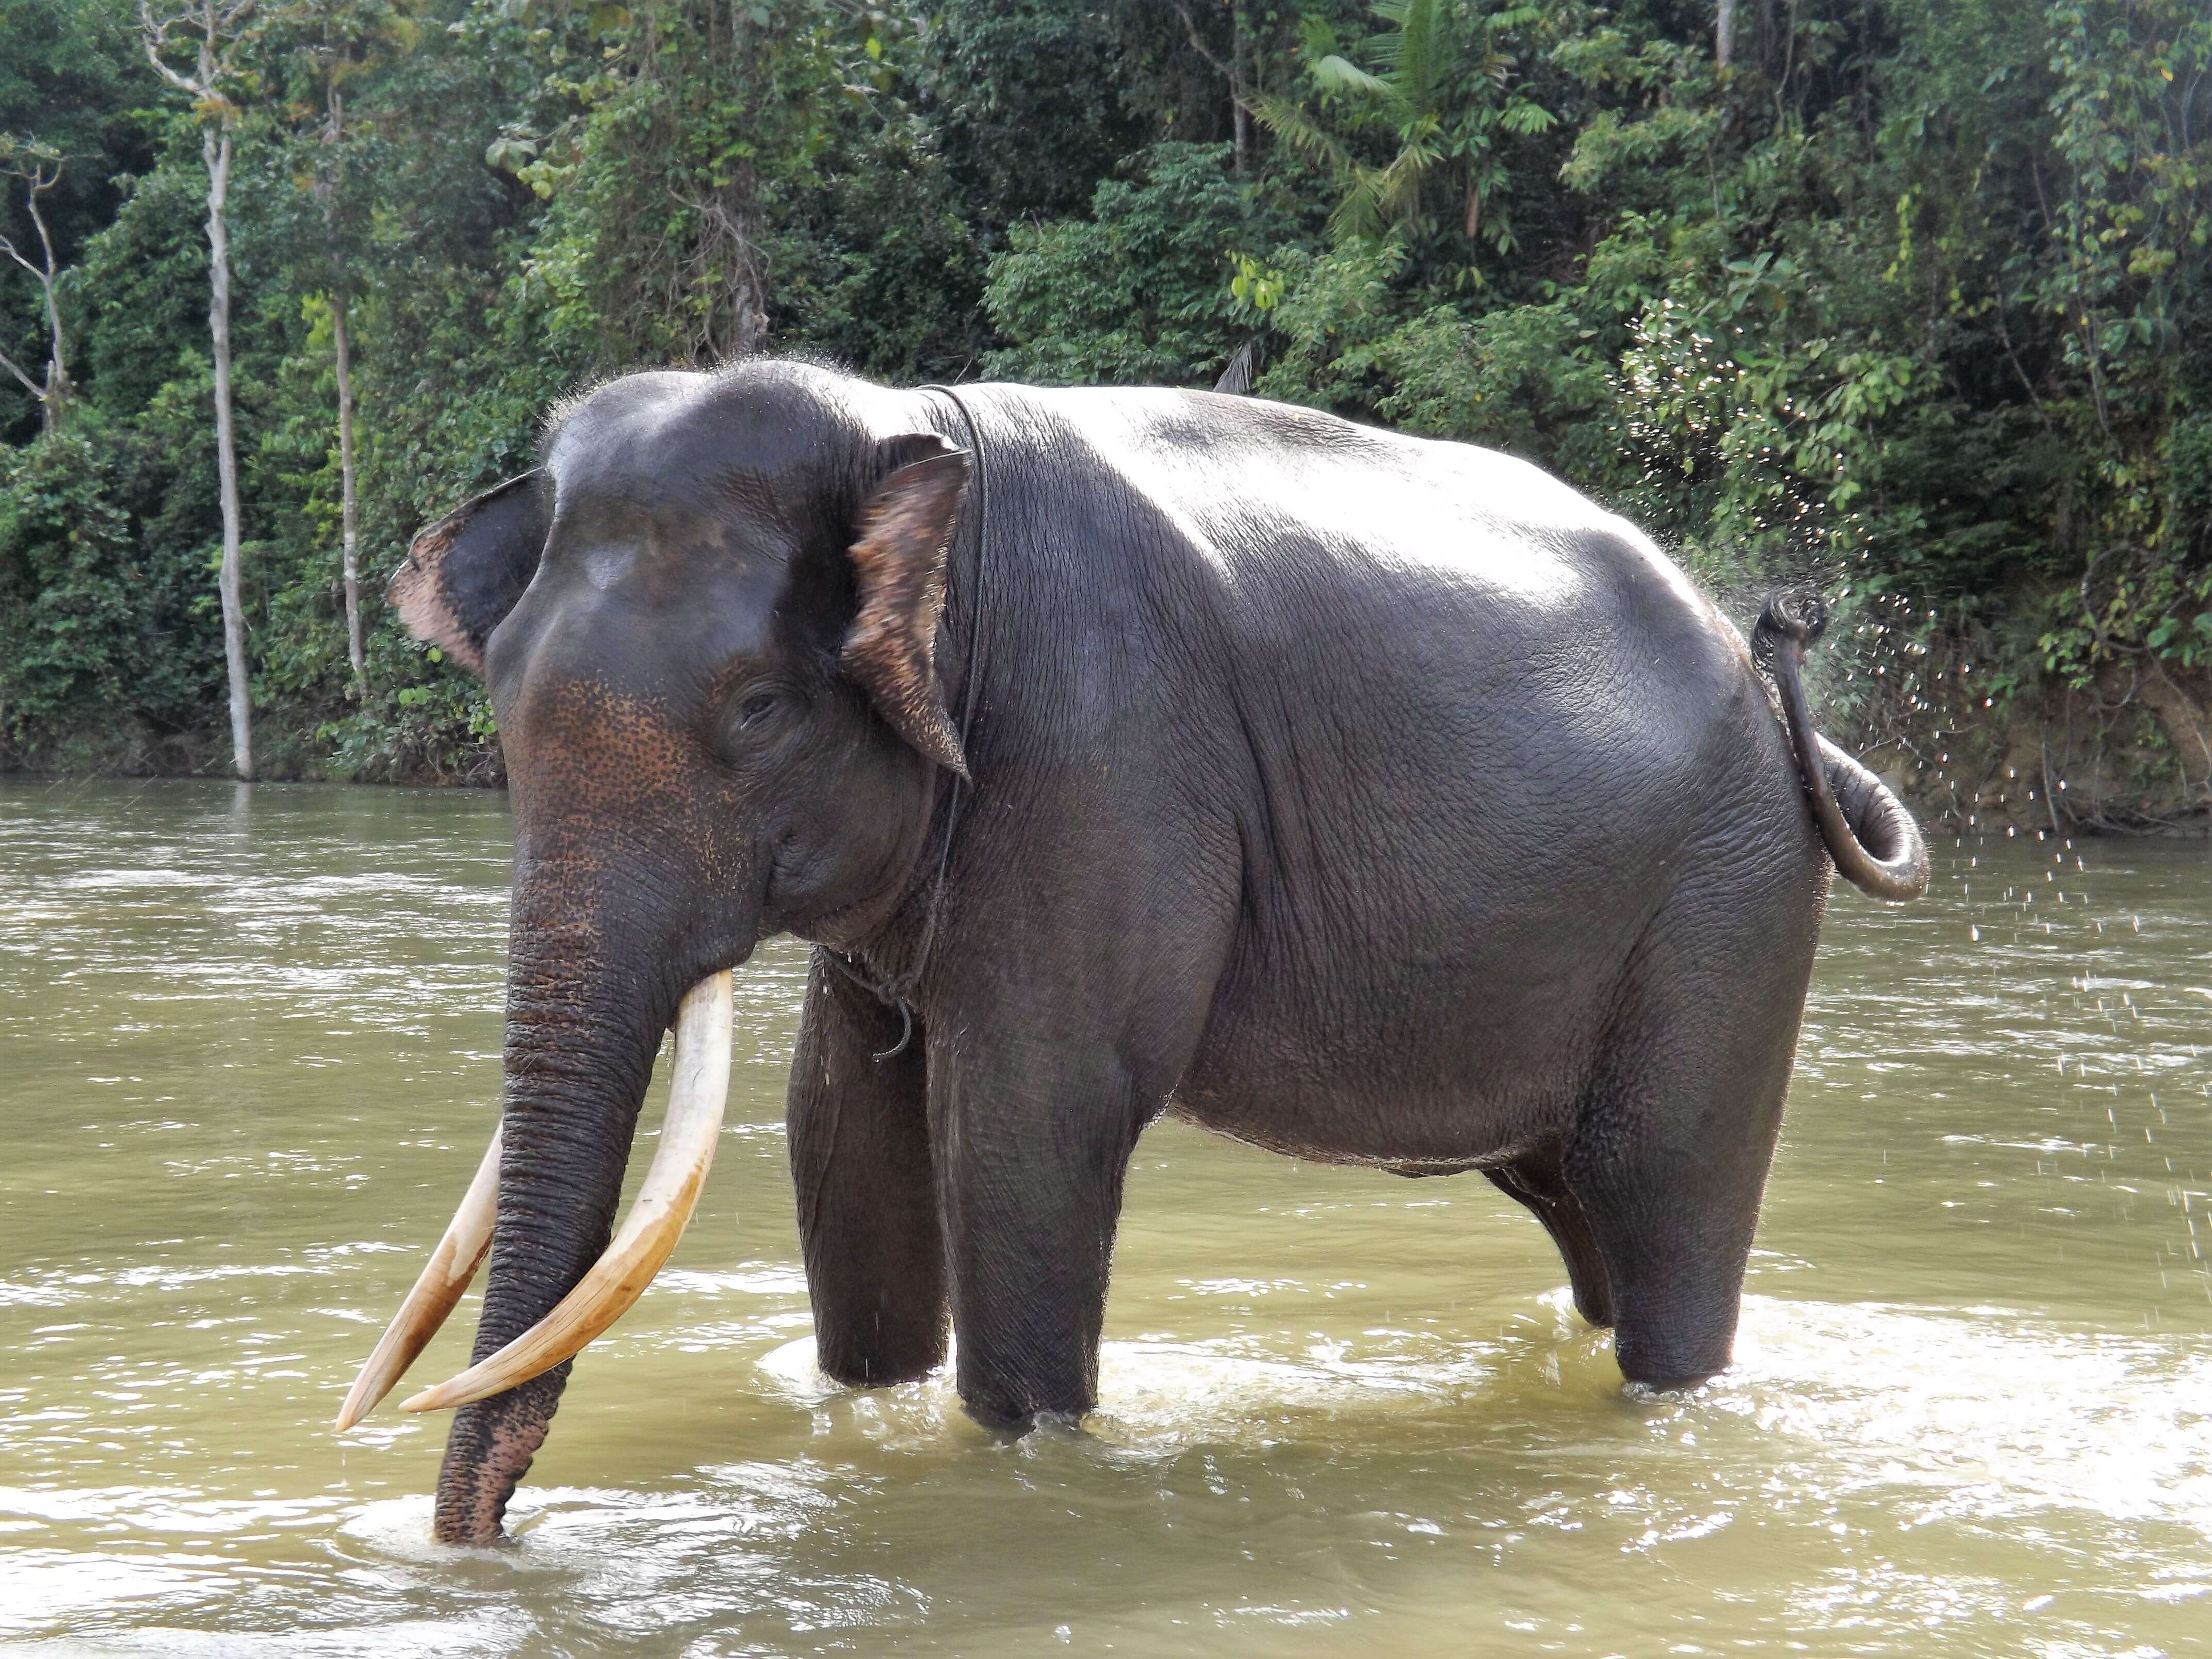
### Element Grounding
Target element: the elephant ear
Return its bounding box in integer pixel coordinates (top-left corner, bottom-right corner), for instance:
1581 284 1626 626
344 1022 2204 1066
842 435 972 778
388 471 550 675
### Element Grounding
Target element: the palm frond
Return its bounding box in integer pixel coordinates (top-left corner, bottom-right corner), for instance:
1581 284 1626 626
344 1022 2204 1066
1247 91 1355 176
1330 168 1393 244
1296 13 1342 65
1312 53 1390 98
1370 136 1440 227
1388 0 1449 111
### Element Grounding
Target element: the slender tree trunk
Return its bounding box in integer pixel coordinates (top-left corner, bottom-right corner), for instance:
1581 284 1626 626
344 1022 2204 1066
204 122 252 780
1169 1 1245 175
1717 0 1736 68
39 365 66 434
332 280 365 694
38 261 68 432
0 161 72 431
1230 1 1250 179
35 266 68 433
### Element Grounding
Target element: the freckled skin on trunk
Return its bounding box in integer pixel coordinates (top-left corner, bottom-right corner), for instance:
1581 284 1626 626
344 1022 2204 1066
434 1367 567 1544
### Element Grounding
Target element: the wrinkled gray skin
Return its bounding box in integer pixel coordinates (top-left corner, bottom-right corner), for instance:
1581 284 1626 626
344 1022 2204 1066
389 361 1925 1543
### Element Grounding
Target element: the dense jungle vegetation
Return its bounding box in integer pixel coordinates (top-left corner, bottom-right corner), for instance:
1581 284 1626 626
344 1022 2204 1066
2 0 2209 826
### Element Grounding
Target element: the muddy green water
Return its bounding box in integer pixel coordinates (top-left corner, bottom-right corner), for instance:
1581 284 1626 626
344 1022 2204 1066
1 778 2208 1655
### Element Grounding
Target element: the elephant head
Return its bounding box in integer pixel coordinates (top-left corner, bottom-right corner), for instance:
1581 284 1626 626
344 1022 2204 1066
336 363 971 1543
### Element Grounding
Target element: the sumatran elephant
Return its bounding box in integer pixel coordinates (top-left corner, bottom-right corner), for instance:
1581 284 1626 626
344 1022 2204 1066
336 361 1927 1545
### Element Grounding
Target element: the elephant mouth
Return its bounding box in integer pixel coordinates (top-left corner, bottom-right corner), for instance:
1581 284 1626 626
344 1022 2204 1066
333 970 736 1433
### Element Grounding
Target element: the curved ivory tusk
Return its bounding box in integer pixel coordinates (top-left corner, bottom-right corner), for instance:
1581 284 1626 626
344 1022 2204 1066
399 971 734 1416
335 1124 502 1433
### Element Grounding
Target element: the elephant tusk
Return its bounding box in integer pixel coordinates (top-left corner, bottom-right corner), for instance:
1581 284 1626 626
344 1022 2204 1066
335 1124 502 1433
399 970 734 1416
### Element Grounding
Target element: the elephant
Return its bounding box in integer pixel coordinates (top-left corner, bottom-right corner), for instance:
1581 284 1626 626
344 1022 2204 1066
336 360 1927 1545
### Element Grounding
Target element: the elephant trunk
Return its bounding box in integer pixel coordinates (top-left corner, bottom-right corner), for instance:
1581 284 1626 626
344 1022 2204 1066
430 888 675 1546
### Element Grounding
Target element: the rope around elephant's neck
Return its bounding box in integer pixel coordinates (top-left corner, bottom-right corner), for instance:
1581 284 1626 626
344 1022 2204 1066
820 383 991 1061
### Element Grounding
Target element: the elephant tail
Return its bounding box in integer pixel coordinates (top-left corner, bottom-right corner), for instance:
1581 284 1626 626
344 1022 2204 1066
1751 594 1930 902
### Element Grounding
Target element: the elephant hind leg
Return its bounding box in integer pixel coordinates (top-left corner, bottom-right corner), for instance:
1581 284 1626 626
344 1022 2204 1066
1563 876 1820 1391
1484 1145 1613 1329
1563 1049 1795 1390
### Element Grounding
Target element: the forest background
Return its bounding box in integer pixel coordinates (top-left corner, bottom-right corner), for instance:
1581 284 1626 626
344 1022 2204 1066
2 0 2209 832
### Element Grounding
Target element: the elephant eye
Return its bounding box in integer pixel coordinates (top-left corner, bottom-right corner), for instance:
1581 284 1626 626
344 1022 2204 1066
712 685 799 764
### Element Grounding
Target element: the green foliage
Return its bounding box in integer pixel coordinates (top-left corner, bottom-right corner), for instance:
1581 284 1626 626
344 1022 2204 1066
984 144 1287 385
2 0 2209 783
0 422 220 760
1253 0 1556 276
0 0 158 445
921 0 1152 230
0 428 136 737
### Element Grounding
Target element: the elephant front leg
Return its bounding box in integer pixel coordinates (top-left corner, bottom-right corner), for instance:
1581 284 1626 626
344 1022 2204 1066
929 1045 1146 1428
787 953 946 1387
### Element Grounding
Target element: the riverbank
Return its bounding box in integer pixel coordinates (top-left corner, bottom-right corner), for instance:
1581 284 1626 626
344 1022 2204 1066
11 664 2208 837
1848 652 2212 838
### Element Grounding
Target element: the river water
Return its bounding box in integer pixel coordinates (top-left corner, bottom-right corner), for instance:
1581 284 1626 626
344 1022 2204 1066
0 776 2207 1655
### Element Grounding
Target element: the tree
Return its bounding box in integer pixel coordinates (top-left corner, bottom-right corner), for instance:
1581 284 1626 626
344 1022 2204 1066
326 108 362 697
983 143 1278 386
1166 2 1255 177
1251 1 1556 278
289 0 417 698
142 0 257 781
0 138 72 431
0 0 2205 816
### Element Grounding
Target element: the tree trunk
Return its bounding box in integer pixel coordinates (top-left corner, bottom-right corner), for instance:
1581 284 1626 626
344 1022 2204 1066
38 261 68 432
29 311 66 434
0 165 71 432
204 123 252 782
332 280 365 695
1717 0 1737 68
1230 1 1249 180
35 263 68 433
